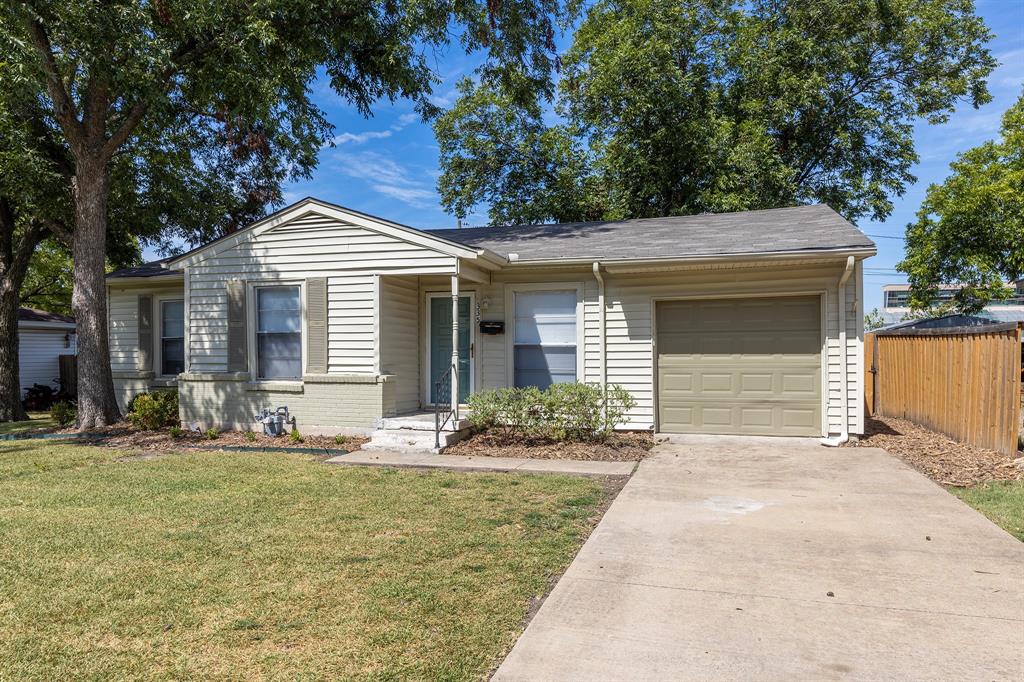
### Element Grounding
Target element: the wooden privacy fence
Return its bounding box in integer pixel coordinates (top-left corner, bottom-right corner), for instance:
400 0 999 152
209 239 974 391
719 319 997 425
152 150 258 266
865 323 1023 456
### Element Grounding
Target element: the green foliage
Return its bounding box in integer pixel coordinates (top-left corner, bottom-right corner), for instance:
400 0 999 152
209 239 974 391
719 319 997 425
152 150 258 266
50 400 76 427
127 392 179 431
333 434 348 445
168 426 183 439
204 428 219 441
899 93 1024 314
864 308 886 331
436 0 996 225
467 383 636 442
289 429 304 444
243 430 257 442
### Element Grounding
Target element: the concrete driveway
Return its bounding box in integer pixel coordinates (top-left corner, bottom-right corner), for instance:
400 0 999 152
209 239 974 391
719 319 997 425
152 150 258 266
494 436 1024 681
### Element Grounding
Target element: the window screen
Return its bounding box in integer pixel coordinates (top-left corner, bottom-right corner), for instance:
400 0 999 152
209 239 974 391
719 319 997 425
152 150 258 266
514 290 577 389
160 300 185 376
256 286 301 379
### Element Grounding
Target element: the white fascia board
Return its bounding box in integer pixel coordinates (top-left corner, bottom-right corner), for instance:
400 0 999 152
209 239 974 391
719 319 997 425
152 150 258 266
168 198 492 269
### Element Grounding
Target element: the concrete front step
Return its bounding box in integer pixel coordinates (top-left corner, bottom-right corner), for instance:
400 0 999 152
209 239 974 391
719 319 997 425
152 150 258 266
364 427 467 453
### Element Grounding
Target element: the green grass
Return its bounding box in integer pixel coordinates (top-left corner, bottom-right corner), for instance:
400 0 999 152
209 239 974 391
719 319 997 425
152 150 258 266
0 412 57 435
951 481 1024 541
0 441 609 679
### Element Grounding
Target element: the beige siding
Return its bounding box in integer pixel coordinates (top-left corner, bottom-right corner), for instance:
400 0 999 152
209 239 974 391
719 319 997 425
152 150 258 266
380 275 420 414
106 282 186 410
18 328 75 395
467 261 864 435
187 212 456 375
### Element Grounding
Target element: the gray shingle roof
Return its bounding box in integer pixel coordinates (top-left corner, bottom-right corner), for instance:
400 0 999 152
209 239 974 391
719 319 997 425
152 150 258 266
19 307 74 324
107 258 176 279
430 204 874 261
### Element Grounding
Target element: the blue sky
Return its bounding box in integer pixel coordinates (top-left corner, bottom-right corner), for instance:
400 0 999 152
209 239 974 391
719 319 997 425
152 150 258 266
159 1 1024 312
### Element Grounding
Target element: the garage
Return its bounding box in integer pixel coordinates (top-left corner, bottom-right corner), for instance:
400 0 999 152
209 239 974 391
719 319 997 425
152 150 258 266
656 296 822 436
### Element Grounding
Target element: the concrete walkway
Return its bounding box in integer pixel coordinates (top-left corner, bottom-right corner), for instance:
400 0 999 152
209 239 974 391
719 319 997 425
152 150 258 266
494 435 1024 681
324 449 636 476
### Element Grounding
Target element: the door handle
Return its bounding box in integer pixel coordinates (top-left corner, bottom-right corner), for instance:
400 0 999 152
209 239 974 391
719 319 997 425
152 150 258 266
470 342 475 359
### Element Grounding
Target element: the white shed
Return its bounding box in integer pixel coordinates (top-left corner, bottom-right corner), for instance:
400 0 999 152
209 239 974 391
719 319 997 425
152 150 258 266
18 307 76 397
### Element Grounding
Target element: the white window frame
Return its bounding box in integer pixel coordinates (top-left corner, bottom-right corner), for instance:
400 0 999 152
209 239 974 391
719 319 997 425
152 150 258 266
247 279 306 383
504 282 585 388
155 295 185 378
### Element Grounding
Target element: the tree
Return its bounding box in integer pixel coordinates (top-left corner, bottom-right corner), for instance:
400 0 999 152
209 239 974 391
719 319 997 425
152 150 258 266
2 0 563 428
899 92 1024 314
18 241 73 315
436 0 996 225
864 308 885 331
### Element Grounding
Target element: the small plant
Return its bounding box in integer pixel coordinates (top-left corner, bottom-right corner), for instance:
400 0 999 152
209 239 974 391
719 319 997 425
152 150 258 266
244 430 257 442
168 425 183 439
204 427 219 440
333 434 348 445
50 400 76 427
127 391 179 430
289 429 304 444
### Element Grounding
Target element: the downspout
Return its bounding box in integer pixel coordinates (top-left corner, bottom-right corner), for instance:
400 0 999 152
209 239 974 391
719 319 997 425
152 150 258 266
593 262 607 419
821 255 855 447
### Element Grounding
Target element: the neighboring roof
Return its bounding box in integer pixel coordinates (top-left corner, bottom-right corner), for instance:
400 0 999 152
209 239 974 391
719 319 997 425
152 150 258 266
877 314 999 332
106 258 175 279
880 309 1024 327
18 307 74 325
429 204 875 262
107 201 875 278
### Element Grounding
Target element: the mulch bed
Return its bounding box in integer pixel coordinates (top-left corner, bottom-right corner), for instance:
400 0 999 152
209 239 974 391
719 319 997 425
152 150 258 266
444 430 655 461
848 415 1023 487
45 424 369 453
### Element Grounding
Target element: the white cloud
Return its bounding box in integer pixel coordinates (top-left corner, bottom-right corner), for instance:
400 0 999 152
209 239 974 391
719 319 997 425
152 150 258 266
333 151 438 208
332 130 393 145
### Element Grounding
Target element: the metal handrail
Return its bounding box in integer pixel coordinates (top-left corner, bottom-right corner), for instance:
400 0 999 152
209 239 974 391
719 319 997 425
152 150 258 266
434 364 455 450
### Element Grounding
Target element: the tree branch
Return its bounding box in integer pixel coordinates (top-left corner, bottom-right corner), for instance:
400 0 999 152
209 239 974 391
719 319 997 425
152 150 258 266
23 15 84 151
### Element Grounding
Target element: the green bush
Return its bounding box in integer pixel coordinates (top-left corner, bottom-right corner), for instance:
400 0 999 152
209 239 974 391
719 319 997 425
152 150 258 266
168 425 183 439
334 434 348 445
243 430 257 442
289 429 304 444
204 427 219 440
467 383 636 442
50 400 76 427
127 391 179 430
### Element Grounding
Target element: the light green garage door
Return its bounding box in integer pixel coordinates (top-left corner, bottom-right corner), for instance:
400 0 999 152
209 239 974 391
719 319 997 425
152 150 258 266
656 296 822 436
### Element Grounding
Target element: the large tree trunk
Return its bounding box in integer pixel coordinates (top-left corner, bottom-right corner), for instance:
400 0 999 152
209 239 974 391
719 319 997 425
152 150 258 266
71 159 120 429
0 289 28 422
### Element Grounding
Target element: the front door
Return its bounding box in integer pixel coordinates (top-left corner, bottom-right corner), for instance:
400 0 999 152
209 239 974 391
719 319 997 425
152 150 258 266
429 295 472 404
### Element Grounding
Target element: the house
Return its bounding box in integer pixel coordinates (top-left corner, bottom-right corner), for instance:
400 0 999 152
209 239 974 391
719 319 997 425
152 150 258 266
105 198 875 443
881 281 1024 326
18 307 76 397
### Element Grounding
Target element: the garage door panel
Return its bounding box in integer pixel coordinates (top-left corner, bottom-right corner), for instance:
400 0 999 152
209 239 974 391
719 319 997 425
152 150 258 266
657 296 821 436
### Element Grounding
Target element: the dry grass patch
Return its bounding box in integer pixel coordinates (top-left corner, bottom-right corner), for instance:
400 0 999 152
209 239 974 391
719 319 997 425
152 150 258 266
0 441 609 679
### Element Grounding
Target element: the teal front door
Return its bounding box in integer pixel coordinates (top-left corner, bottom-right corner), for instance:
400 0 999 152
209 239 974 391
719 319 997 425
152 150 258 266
429 296 472 404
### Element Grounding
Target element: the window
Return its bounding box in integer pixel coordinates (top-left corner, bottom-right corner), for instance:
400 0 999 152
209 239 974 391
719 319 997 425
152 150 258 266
256 285 302 379
160 300 185 376
513 290 577 389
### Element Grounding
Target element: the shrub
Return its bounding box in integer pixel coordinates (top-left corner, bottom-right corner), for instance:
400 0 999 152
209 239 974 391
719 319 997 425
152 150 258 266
127 391 179 430
168 425 183 439
467 383 636 442
334 434 348 445
51 400 76 427
243 430 257 442
289 429 304 444
204 427 219 440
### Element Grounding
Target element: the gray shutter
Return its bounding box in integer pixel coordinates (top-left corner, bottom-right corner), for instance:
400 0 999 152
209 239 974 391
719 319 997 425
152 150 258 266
226 280 248 373
137 295 153 372
306 278 328 374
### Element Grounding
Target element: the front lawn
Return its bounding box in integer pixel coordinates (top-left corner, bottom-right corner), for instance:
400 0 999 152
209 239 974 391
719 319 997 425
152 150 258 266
951 481 1024 541
0 412 57 435
0 441 610 679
